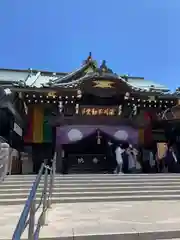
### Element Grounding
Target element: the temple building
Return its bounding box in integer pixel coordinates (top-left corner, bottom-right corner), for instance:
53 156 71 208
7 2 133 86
0 53 180 174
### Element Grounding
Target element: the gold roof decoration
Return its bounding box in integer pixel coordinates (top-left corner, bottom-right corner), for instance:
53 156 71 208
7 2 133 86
47 91 56 97
93 80 114 88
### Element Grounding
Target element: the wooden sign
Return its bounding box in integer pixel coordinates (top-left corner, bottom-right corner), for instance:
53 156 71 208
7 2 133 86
81 107 116 116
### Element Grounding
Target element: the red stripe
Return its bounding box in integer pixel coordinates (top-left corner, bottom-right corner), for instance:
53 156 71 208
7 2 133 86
144 111 153 144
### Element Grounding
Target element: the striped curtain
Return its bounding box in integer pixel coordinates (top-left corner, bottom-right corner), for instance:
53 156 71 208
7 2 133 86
24 105 52 143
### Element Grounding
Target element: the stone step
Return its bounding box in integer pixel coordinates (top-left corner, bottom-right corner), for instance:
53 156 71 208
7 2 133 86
2 189 180 200
43 194 180 203
3 178 180 184
2 194 180 205
3 178 180 185
2 182 180 190
1 185 180 194
5 173 180 177
68 170 106 174
6 173 180 179
17 233 180 240
68 168 107 173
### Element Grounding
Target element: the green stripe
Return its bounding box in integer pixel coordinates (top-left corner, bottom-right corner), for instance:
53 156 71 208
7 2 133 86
43 108 52 142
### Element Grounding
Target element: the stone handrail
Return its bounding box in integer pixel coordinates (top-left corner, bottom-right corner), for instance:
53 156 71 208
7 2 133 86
0 138 10 182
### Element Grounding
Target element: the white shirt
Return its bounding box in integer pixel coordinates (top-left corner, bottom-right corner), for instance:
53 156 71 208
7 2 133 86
149 152 155 167
172 151 178 163
131 149 141 170
127 149 136 169
115 147 124 165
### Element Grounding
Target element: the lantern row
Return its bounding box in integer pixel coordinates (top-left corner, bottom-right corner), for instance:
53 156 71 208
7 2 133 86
24 98 175 109
24 93 176 104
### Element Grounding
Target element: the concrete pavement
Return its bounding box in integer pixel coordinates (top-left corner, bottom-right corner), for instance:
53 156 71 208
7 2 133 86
37 201 180 239
2 201 180 239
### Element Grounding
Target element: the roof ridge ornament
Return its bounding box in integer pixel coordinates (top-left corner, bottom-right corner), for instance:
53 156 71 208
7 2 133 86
82 52 92 65
82 52 97 67
100 60 108 72
99 60 113 74
85 52 92 64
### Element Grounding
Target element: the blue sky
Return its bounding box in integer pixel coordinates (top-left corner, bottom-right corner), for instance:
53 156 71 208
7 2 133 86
0 0 179 90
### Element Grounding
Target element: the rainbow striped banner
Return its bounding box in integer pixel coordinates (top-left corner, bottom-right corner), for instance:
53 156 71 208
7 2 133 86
24 105 52 143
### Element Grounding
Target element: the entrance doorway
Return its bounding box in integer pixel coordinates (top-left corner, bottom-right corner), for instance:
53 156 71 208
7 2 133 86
62 131 116 173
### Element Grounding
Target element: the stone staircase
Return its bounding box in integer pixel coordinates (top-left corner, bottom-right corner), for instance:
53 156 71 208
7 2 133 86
68 166 108 174
1 174 180 239
1 173 180 205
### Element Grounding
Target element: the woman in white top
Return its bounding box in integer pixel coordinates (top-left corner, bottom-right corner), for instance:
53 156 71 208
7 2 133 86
114 145 125 174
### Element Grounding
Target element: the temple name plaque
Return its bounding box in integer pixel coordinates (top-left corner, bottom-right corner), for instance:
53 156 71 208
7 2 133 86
81 107 117 116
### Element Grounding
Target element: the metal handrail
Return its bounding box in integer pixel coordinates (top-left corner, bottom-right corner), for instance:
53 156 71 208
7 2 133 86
12 158 56 240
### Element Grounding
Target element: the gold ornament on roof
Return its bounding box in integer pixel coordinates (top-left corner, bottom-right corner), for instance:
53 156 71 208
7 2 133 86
47 91 56 97
93 80 114 88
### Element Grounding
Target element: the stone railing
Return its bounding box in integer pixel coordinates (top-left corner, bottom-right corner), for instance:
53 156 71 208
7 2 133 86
0 140 10 182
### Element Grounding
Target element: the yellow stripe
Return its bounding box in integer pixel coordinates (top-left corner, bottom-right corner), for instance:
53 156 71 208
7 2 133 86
33 106 44 143
157 143 167 160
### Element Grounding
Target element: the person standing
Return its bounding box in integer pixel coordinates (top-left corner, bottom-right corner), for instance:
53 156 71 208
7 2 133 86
126 145 136 173
114 144 124 174
106 141 113 173
165 146 178 173
149 151 156 173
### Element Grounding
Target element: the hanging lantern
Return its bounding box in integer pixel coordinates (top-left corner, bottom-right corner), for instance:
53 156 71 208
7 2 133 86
93 157 98 164
124 92 130 100
133 104 137 116
18 92 22 99
96 130 102 145
118 105 122 115
75 104 79 114
77 90 82 99
58 101 63 113
23 101 28 115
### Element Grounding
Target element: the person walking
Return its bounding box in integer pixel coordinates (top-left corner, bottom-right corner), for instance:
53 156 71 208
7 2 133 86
114 144 124 174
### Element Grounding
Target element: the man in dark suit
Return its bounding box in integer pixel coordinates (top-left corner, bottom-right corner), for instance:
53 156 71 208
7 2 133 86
106 140 116 173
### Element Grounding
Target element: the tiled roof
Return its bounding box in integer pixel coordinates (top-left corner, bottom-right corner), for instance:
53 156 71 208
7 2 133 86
25 74 58 87
0 68 169 92
127 78 169 91
0 69 29 83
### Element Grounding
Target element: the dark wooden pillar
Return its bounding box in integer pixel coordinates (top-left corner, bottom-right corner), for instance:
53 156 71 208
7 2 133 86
55 144 63 173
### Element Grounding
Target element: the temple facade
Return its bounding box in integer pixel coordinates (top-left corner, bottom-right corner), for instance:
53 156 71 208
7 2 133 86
0 53 180 174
